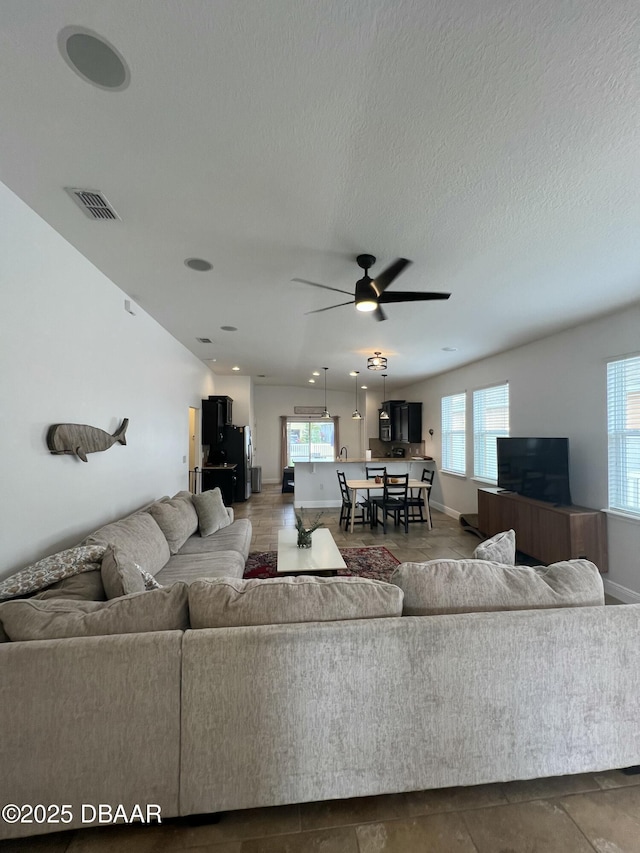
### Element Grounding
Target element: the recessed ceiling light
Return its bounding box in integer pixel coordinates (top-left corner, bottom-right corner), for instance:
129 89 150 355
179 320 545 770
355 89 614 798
185 258 213 272
312 371 320 376
349 371 358 376
442 346 458 352
309 379 316 383
220 326 238 332
232 366 240 371
361 385 368 389
58 26 130 91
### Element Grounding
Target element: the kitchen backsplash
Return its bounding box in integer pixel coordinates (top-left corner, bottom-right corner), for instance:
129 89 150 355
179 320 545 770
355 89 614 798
368 438 426 458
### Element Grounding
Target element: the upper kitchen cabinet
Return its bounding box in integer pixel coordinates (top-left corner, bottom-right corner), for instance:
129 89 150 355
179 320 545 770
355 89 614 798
398 402 423 443
202 396 233 445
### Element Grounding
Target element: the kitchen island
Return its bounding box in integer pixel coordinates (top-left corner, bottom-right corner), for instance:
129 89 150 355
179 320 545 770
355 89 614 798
294 458 433 509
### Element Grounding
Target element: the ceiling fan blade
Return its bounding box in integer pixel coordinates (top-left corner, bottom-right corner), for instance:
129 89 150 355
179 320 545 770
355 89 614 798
374 304 387 322
372 258 411 295
378 291 451 304
305 300 355 315
292 278 353 296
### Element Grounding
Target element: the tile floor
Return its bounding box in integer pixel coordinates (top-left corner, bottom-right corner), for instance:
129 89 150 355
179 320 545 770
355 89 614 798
3 485 632 853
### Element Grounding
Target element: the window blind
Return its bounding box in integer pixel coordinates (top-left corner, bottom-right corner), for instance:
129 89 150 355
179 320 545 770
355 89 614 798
441 392 466 475
473 383 509 481
607 355 640 515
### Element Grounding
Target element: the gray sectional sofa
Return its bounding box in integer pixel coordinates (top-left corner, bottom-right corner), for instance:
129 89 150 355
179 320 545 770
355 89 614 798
2 502 640 842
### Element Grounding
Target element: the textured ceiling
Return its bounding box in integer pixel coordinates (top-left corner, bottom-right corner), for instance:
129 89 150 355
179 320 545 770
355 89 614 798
1 0 639 390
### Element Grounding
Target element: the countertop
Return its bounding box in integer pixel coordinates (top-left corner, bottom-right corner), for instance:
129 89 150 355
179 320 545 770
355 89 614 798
296 457 433 464
202 464 238 470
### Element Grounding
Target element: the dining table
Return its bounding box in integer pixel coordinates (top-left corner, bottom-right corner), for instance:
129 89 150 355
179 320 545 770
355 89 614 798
345 478 432 533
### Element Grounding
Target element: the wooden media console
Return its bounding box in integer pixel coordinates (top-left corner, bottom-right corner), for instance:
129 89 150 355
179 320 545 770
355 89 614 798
477 487 608 572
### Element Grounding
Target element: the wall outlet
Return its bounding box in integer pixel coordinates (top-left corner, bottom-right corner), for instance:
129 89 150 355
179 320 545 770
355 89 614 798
182 455 187 463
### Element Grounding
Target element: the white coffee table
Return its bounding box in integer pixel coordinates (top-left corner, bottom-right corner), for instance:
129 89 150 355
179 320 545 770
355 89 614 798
277 528 347 576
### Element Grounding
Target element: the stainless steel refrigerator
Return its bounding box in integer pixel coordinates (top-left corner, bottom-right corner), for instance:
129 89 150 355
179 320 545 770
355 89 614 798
220 425 252 502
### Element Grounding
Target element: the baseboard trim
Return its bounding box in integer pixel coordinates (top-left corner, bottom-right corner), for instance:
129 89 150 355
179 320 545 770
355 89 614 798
430 500 460 521
603 579 640 604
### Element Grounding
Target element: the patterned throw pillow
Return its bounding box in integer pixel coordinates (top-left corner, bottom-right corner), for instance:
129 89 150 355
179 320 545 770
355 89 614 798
0 545 106 602
473 529 516 565
140 568 163 590
192 488 231 537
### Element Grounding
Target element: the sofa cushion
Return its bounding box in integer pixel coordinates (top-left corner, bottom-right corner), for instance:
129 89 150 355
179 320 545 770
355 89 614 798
193 488 231 537
178 519 252 559
391 559 605 616
0 584 189 641
101 545 146 599
32 569 107 602
188 576 404 628
0 544 106 602
473 529 516 565
86 511 170 576
155 551 245 584
149 495 198 554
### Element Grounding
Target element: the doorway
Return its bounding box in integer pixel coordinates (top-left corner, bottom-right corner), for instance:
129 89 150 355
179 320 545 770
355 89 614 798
188 407 199 493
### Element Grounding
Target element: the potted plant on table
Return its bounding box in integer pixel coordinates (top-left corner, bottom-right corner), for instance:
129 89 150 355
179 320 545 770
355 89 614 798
295 508 324 548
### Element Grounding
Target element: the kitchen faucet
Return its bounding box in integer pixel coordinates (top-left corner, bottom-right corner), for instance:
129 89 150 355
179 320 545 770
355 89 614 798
339 446 348 460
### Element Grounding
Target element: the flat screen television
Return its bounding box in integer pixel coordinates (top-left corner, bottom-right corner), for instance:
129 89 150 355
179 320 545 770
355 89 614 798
496 437 572 506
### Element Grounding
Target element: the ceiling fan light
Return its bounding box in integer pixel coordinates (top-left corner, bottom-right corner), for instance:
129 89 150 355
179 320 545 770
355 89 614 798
356 299 377 312
355 276 378 313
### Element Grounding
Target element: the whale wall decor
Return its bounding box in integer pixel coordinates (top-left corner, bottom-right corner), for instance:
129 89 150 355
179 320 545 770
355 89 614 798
47 419 129 462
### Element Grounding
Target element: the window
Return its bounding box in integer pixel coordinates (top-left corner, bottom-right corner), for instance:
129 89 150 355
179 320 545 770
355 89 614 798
607 355 640 515
285 419 337 465
441 392 466 474
473 383 509 481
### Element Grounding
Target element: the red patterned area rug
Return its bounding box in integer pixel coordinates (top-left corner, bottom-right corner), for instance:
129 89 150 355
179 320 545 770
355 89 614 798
243 546 400 582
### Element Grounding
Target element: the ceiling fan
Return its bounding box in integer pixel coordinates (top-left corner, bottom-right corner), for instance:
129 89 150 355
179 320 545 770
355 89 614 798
293 254 450 322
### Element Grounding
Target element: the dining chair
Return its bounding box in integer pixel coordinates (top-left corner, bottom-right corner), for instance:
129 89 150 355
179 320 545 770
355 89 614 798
337 470 368 529
370 473 410 534
407 468 434 523
363 466 387 526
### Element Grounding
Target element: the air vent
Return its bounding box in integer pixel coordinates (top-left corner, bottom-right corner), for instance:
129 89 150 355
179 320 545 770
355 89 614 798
196 337 212 344
65 188 120 220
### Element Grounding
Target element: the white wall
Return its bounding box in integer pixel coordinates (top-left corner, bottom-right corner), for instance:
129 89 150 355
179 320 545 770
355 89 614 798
211 374 254 430
394 303 640 600
253 385 368 481
0 183 215 577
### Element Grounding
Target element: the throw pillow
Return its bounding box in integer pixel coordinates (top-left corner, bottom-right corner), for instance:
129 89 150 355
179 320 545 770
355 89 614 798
100 545 146 599
85 511 170 576
0 583 189 641
188 576 404 628
391 558 604 616
473 529 516 565
32 569 107 602
192 488 231 537
140 568 163 590
148 495 198 554
0 544 106 602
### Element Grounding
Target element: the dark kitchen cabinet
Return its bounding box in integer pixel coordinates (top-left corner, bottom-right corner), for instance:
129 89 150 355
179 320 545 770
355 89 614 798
202 466 237 505
398 403 423 443
379 400 405 442
202 396 233 445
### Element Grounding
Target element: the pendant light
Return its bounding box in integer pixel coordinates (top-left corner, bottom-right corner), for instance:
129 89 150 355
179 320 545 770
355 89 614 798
379 373 390 419
351 371 362 419
321 367 331 419
367 351 388 371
